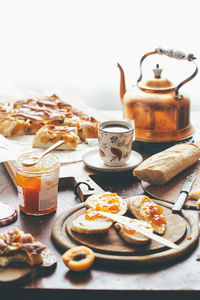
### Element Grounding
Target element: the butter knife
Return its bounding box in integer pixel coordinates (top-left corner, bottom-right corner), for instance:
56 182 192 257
172 171 196 214
98 211 180 250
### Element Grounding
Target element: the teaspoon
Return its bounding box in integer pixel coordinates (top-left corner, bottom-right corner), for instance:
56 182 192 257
22 140 65 167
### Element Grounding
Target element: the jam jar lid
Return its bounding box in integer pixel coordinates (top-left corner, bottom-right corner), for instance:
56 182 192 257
0 203 18 226
15 151 59 175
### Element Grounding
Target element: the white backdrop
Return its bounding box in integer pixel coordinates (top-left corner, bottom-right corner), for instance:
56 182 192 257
0 0 199 110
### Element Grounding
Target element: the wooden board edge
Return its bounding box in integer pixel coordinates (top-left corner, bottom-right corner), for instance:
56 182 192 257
51 200 199 266
3 161 17 187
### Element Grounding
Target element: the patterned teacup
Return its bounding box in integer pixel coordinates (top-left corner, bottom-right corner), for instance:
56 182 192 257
98 120 135 167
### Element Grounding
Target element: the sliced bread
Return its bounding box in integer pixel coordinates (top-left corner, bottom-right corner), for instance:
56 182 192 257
71 209 113 235
127 195 167 235
115 219 153 245
85 192 128 216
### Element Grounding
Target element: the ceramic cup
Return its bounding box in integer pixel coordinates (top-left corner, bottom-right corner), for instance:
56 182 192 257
98 120 135 167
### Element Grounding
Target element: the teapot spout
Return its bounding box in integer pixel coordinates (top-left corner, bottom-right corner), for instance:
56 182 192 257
117 63 126 103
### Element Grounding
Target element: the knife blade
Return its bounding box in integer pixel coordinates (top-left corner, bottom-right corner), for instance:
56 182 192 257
172 171 196 214
98 211 180 250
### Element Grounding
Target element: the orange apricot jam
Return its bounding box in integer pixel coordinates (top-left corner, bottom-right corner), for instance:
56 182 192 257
122 224 136 235
141 196 166 226
15 152 59 216
84 208 108 220
11 122 25 135
97 193 121 213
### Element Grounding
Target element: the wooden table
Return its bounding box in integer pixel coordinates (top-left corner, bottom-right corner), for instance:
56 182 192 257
1 111 200 300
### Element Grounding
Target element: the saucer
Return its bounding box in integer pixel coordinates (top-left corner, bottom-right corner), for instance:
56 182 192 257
82 148 143 172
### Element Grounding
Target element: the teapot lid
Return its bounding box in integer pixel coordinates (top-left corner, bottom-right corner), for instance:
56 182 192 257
139 64 174 91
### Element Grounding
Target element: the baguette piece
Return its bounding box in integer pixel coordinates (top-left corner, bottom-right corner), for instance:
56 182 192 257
196 200 200 209
71 210 113 235
188 189 200 200
187 189 200 209
133 143 200 185
127 195 167 235
115 219 153 245
85 192 128 216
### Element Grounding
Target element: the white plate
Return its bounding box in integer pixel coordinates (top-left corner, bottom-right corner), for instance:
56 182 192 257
82 148 143 172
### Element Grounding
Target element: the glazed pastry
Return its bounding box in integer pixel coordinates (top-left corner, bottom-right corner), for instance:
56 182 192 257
0 94 99 141
78 119 98 140
0 227 46 267
32 125 79 150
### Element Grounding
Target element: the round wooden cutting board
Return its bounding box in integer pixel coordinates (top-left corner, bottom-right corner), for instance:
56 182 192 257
52 199 199 265
142 161 200 209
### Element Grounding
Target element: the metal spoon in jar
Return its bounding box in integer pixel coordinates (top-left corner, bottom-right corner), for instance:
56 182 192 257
22 140 65 167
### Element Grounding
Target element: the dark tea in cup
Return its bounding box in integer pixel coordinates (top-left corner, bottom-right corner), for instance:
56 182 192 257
98 120 135 166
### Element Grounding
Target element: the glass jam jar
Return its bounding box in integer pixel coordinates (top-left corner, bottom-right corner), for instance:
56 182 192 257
15 152 60 216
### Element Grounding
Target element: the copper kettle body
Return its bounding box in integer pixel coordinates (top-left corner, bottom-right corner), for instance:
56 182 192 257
118 48 198 143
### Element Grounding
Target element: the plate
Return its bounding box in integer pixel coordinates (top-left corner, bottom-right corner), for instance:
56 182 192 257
82 148 143 172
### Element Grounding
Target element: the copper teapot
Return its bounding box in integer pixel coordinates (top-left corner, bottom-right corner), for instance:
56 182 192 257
118 47 198 142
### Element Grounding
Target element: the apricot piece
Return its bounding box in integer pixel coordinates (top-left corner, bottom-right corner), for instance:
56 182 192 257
62 246 95 272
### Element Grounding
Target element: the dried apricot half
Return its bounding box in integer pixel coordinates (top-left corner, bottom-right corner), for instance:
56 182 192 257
62 246 95 271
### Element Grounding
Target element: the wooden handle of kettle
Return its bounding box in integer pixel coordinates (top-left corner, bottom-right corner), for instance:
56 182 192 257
155 47 196 61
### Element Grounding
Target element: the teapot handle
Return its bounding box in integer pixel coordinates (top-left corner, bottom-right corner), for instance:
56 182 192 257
137 48 198 100
155 47 196 61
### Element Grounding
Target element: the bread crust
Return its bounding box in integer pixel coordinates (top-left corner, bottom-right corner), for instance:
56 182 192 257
133 144 200 185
